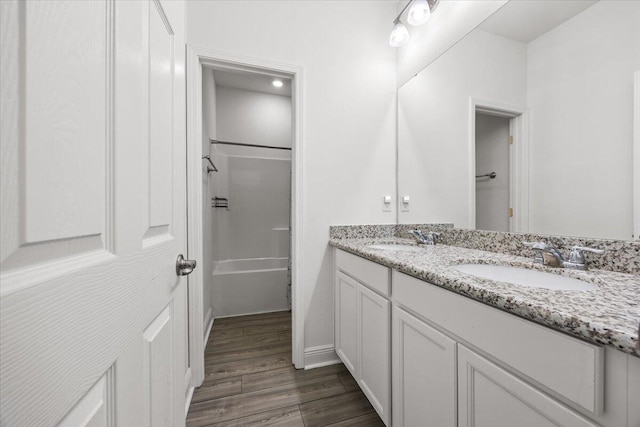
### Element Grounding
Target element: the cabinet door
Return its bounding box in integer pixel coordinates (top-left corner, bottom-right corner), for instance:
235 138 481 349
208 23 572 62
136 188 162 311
357 283 391 425
335 271 358 375
392 307 457 427
458 345 597 427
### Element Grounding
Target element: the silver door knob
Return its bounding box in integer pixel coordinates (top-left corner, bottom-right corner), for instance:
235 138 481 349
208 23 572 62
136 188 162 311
176 254 196 276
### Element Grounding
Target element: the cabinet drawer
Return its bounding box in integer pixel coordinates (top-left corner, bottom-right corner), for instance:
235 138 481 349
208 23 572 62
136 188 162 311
393 271 604 415
336 249 390 297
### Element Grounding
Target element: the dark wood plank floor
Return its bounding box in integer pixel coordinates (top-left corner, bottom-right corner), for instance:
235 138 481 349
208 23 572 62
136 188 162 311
187 311 385 427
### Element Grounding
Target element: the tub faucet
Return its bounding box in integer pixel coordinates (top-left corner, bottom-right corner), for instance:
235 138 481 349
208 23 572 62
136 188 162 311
522 241 604 270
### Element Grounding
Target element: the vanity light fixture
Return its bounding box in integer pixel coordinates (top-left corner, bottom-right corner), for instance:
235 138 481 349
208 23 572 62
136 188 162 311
389 0 440 47
272 79 283 88
407 0 431 26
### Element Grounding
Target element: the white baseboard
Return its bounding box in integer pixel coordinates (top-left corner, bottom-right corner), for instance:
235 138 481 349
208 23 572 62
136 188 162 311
304 345 340 370
184 384 194 416
203 306 214 347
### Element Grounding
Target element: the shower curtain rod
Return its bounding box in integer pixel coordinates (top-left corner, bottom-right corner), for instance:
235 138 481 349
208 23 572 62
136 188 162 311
210 139 292 151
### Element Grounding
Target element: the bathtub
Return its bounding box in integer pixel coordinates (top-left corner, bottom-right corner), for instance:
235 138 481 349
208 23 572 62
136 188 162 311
212 257 289 317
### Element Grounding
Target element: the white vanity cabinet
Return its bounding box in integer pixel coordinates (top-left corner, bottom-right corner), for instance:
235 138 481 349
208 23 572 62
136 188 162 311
334 250 391 425
333 248 640 427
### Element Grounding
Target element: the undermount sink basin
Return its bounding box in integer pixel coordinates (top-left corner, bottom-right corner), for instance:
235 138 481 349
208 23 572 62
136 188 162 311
452 264 598 291
367 244 423 252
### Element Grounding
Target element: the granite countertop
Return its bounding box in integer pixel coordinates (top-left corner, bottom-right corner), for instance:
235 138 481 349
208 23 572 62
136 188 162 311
329 237 640 357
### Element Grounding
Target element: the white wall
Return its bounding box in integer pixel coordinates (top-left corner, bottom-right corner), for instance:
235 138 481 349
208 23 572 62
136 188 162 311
398 29 527 226
187 0 397 359
202 68 216 327
216 86 291 148
396 0 507 87
526 1 639 240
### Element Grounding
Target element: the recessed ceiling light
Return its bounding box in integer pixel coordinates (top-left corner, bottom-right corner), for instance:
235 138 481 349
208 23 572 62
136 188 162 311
272 79 284 88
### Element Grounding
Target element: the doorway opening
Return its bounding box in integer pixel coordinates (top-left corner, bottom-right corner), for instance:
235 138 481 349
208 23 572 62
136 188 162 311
475 112 511 232
203 67 292 318
185 48 304 402
469 99 529 233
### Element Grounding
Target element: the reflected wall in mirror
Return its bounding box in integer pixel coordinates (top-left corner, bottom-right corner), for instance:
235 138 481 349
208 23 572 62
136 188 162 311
398 0 640 241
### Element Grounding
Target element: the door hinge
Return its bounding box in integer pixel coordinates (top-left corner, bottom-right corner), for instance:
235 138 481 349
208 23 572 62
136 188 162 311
509 208 514 217
509 135 513 145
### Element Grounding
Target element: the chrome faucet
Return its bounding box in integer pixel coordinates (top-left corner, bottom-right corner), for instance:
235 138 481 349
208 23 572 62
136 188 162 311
408 230 440 245
408 229 428 244
523 241 604 271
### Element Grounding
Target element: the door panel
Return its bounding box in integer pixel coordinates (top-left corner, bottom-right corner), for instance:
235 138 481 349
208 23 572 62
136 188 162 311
458 345 596 427
58 370 114 427
0 0 112 292
357 284 390 425
392 306 457 427
147 0 175 240
144 304 175 427
0 0 188 425
335 271 358 375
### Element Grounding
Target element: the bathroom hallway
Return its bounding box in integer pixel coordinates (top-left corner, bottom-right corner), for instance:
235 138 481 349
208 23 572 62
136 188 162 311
186 312 384 426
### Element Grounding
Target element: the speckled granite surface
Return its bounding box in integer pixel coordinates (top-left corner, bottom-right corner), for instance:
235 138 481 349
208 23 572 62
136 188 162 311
331 224 640 275
328 224 454 240
329 236 640 357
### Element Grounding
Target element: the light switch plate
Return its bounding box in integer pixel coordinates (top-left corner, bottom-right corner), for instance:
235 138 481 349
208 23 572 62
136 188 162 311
383 195 392 212
401 195 410 212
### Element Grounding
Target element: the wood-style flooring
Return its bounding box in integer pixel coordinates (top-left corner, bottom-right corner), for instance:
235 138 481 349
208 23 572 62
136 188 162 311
186 311 385 427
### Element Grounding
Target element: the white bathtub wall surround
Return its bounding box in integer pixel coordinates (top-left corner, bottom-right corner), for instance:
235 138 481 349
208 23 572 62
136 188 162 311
187 1 397 356
212 258 289 317
527 1 640 240
223 154 291 260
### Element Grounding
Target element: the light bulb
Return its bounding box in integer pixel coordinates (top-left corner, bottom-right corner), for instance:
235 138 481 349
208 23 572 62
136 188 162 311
389 21 410 47
407 0 431 26
272 79 283 88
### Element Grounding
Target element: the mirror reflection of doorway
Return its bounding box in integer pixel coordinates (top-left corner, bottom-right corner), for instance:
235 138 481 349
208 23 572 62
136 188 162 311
475 112 511 232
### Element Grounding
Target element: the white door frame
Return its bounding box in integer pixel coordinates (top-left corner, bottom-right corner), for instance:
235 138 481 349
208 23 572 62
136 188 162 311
469 98 529 233
633 71 640 240
186 46 305 387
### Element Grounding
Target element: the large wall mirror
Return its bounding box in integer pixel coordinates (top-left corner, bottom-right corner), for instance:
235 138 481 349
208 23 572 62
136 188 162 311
397 0 640 241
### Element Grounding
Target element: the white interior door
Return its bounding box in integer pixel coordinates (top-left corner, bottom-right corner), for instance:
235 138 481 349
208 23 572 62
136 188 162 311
0 0 189 425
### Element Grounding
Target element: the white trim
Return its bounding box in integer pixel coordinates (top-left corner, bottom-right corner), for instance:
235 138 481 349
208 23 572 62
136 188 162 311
183 366 194 418
203 306 214 347
186 46 306 388
469 98 529 233
184 384 194 419
186 46 205 388
633 71 640 240
304 345 341 370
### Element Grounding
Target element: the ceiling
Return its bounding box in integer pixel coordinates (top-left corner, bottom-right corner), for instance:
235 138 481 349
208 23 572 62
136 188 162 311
479 0 598 43
210 68 292 97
